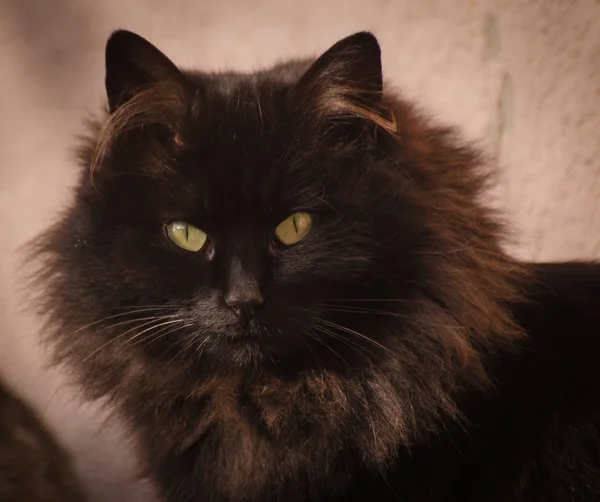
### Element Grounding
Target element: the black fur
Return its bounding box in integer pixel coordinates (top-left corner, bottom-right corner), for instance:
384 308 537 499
0 380 85 502
33 30 600 501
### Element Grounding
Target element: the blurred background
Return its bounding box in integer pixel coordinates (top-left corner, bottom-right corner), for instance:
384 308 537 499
0 1 599 500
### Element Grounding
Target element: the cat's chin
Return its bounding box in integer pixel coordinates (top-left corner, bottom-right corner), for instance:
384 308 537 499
184 323 273 368
184 323 322 373
214 320 270 344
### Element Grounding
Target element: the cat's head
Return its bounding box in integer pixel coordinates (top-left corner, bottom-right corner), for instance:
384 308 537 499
37 31 523 389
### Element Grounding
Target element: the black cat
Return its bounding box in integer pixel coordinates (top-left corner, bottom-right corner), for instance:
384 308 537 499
0 379 85 501
33 30 600 501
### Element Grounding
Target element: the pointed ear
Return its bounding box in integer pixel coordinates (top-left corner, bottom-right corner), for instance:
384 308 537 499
105 30 187 112
91 31 189 178
294 32 397 133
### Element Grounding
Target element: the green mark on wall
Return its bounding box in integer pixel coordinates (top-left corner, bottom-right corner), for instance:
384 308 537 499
483 13 501 62
490 72 514 158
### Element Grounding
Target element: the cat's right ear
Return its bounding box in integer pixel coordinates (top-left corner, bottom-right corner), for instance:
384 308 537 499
105 30 187 113
90 31 189 180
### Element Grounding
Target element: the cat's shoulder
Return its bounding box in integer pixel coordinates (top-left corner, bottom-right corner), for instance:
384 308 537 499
487 261 600 499
507 261 600 403
519 261 600 354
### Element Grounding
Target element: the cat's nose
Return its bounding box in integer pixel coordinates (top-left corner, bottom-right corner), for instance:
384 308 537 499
225 295 264 322
224 255 265 322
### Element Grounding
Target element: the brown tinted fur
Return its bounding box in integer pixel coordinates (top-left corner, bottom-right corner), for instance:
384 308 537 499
39 96 525 501
91 82 186 179
0 380 85 502
33 31 530 502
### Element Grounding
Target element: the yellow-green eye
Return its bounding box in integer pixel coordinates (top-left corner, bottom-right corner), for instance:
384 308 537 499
274 212 313 246
166 221 207 252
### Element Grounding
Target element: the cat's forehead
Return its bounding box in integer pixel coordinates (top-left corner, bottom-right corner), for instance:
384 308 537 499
177 75 321 207
187 71 299 140
168 78 323 220
192 61 309 97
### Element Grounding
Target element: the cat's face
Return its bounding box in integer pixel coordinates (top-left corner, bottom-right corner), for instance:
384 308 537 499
52 31 429 372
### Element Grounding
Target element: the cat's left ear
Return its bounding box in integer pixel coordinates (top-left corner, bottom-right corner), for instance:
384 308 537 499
105 30 188 113
294 32 397 133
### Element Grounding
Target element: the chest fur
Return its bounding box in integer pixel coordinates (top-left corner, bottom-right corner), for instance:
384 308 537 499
135 372 412 501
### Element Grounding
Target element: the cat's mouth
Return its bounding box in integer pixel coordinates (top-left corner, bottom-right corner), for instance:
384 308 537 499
182 317 306 365
175 302 364 369
221 319 266 340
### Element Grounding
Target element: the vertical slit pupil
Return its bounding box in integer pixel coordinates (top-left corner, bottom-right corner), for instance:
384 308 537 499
185 225 189 241
292 216 298 233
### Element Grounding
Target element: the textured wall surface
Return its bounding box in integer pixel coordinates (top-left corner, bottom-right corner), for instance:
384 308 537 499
1 1 599 501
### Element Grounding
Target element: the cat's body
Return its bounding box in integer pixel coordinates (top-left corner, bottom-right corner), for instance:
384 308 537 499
79 262 600 502
33 31 600 501
0 379 85 502
360 261 600 502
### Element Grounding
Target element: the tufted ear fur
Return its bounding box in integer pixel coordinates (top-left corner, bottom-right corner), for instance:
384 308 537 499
294 32 397 133
90 31 190 177
105 30 187 113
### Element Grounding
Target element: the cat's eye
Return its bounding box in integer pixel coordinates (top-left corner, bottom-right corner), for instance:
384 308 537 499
274 212 313 246
166 221 208 252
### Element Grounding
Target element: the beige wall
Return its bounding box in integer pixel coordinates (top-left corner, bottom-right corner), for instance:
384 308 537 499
1 1 599 501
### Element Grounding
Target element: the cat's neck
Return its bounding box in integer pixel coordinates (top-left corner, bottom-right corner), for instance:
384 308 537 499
116 361 465 501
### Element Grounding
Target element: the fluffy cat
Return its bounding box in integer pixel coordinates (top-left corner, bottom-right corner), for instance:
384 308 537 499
33 30 600 501
0 378 85 501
